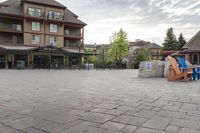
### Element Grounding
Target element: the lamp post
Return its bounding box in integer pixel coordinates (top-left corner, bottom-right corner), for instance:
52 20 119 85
78 43 81 70
103 44 105 69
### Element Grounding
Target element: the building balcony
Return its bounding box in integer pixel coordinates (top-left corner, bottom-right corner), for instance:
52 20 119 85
47 14 64 23
64 41 82 48
0 24 23 34
25 11 45 21
64 30 82 39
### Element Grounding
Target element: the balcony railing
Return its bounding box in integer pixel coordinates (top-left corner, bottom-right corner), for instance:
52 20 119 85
12 24 22 31
64 30 82 38
27 10 43 17
48 14 64 21
64 41 81 48
0 23 22 32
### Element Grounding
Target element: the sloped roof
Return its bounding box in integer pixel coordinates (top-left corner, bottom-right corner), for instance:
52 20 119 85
22 0 66 9
64 9 86 26
0 0 23 16
65 8 78 18
0 0 86 26
129 41 161 49
183 31 200 51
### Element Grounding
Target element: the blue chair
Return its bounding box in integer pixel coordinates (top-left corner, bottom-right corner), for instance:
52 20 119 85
177 57 200 80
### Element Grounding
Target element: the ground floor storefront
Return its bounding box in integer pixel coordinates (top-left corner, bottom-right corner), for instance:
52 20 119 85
0 45 85 69
176 51 200 65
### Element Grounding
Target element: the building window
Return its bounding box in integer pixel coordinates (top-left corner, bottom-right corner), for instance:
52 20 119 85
32 22 40 31
32 35 40 44
64 29 69 36
50 24 57 33
48 11 61 20
28 8 41 17
12 24 22 31
50 36 57 46
192 54 199 65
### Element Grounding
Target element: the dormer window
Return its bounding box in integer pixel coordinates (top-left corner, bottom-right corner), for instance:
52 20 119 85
48 11 61 20
28 8 42 17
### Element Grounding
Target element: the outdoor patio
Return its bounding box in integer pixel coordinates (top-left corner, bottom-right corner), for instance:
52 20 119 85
0 70 200 133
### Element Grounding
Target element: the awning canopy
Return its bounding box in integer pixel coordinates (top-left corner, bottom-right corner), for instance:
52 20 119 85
0 44 100 55
0 44 37 52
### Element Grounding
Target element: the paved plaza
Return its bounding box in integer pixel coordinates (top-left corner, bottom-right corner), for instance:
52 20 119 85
0 70 200 133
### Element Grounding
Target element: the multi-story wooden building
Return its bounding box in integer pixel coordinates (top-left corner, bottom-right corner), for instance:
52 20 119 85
0 0 86 69
128 40 162 68
181 31 200 65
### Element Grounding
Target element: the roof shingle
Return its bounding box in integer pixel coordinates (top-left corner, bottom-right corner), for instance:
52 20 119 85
0 0 87 26
22 0 66 9
183 31 200 51
0 0 23 16
129 41 161 49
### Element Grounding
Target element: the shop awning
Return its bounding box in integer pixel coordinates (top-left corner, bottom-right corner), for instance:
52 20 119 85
0 44 37 52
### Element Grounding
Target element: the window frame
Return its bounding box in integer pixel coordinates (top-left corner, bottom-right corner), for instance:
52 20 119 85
31 34 40 44
32 22 41 31
49 36 57 46
48 11 61 20
50 24 57 33
28 7 42 17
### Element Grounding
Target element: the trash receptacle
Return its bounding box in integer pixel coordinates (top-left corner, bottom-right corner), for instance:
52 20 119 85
16 60 25 70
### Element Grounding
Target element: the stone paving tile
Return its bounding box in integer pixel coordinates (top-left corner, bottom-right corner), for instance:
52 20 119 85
152 107 161 111
0 112 27 123
134 127 166 133
58 121 104 133
165 125 179 133
3 117 40 130
91 108 108 113
101 121 125 131
33 120 69 133
120 125 137 133
104 108 128 116
142 118 171 130
162 105 180 111
2 70 200 132
133 109 161 119
23 127 49 133
96 103 119 110
179 128 200 133
112 115 147 126
71 104 96 111
156 110 186 119
185 114 200 121
120 107 141 112
170 118 200 130
0 125 23 133
79 112 115 123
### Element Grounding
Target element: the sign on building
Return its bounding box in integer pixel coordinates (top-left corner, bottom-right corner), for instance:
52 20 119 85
145 62 152 71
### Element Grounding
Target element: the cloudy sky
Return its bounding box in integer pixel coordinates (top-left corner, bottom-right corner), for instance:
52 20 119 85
58 0 200 45
1 0 200 45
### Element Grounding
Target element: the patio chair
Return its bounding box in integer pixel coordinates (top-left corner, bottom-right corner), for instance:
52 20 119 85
177 57 200 80
167 56 193 81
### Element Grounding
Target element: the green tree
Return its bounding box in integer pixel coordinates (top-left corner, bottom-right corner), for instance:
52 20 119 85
162 27 178 50
109 28 129 68
177 33 187 50
88 55 98 64
134 49 152 68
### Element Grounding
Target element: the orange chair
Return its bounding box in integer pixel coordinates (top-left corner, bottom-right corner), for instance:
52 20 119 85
167 56 193 81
